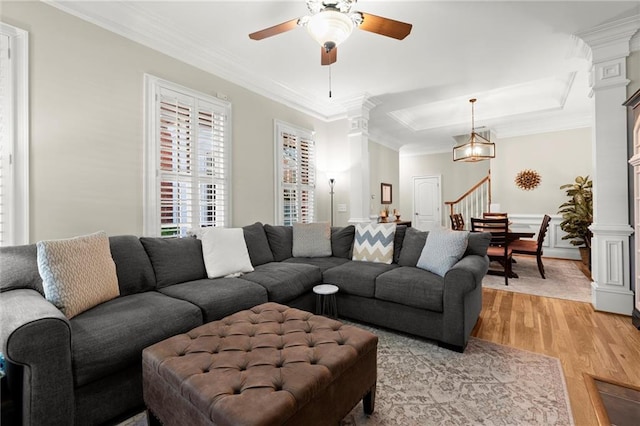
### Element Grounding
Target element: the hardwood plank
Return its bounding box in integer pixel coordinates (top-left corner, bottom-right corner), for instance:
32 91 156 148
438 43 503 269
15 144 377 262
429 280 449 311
474 287 640 425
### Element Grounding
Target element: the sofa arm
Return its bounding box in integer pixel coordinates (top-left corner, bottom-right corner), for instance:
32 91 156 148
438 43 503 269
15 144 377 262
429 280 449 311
0 289 74 426
441 255 489 350
444 254 489 294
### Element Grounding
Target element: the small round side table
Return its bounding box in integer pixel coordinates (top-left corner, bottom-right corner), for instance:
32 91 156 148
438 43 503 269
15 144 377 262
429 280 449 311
313 284 339 318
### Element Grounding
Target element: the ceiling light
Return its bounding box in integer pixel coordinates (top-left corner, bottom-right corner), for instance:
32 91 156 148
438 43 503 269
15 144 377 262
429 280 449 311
453 98 496 162
305 9 355 52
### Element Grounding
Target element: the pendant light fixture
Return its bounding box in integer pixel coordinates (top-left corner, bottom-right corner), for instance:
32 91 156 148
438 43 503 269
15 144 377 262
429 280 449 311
453 98 496 162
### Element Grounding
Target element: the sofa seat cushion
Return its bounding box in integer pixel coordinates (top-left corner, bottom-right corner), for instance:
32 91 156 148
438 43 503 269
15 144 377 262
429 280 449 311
71 291 202 387
242 263 322 303
374 267 444 312
284 256 350 272
322 261 398 298
158 278 268 323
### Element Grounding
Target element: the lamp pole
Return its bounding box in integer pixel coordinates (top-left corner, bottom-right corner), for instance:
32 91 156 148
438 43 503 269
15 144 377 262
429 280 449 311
329 178 335 226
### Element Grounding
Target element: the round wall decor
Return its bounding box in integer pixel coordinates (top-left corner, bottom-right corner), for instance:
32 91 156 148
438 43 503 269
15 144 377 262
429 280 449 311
515 169 541 191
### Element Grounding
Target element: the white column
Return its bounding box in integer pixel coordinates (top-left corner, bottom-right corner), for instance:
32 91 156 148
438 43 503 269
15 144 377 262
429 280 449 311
578 16 640 315
344 95 378 224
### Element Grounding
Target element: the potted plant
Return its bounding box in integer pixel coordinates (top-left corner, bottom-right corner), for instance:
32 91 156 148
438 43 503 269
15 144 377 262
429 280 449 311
558 175 593 268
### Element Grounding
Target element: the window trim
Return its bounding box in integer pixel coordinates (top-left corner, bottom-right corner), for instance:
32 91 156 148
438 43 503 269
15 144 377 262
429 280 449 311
0 22 29 246
143 74 232 237
274 120 316 225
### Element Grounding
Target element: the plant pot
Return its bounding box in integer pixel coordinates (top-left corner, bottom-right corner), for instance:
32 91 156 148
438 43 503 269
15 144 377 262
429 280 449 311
579 247 591 270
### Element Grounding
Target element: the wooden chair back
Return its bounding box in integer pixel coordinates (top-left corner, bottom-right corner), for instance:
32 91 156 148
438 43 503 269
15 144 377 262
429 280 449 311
483 212 508 219
471 217 512 285
535 214 552 254
471 217 509 246
450 213 465 231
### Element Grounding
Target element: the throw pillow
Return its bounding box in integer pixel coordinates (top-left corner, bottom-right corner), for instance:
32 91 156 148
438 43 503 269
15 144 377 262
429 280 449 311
37 231 120 319
200 227 254 278
417 228 470 277
292 222 332 257
352 223 396 264
397 227 429 267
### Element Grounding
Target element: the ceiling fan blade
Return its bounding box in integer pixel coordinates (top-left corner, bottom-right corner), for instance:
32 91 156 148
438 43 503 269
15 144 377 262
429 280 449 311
321 47 337 66
358 12 412 40
249 18 300 40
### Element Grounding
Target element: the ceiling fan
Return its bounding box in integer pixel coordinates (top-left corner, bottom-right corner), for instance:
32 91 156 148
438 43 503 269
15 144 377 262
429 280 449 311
249 0 413 66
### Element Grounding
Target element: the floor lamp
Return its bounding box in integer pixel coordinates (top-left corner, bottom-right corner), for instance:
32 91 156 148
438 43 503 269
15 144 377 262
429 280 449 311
329 178 335 226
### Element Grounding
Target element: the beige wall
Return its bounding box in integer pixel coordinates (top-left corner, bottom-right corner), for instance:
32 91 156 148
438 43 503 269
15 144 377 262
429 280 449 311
400 127 592 224
490 127 592 215
369 141 399 219
2 1 332 241
399 152 488 226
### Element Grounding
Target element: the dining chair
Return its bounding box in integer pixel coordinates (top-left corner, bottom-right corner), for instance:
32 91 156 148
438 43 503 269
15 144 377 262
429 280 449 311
483 212 508 219
450 213 465 230
509 214 551 279
471 217 512 286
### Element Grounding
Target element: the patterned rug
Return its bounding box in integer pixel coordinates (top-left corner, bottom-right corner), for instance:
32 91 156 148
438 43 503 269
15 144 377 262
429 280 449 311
482 255 592 303
341 323 574 425
122 323 574 426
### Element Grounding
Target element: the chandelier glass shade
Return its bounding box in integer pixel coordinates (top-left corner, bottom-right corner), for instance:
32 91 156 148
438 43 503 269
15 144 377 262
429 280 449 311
453 99 496 162
305 10 355 51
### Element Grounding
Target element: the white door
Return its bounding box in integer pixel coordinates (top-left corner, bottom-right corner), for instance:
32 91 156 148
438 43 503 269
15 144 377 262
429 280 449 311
413 176 441 231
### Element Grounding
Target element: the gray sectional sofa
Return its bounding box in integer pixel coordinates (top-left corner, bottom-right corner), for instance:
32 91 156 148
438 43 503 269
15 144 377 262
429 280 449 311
0 223 490 425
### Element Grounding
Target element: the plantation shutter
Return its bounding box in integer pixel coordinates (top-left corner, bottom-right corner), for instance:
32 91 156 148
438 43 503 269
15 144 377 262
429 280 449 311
153 84 229 237
276 122 315 226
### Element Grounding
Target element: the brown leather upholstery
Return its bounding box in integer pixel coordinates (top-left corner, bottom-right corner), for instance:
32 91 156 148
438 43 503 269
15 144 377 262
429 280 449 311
143 302 377 426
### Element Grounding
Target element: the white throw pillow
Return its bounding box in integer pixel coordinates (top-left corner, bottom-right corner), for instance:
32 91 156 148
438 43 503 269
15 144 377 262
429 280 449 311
200 227 254 278
352 223 396 264
417 228 469 277
292 222 332 257
37 231 120 319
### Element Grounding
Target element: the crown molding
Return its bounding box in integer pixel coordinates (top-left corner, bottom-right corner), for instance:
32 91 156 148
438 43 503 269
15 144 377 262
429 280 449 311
45 0 351 121
576 13 640 62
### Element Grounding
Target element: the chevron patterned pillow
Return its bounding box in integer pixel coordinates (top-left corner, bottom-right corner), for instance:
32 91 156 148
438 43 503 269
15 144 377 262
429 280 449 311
352 223 397 264
37 231 120 319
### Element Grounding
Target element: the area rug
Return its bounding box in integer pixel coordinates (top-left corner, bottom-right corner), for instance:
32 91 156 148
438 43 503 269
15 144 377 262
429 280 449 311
121 323 574 426
341 323 573 425
482 255 592 303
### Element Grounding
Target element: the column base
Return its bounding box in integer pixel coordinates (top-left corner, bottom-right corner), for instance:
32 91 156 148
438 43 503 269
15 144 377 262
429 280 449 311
591 282 634 315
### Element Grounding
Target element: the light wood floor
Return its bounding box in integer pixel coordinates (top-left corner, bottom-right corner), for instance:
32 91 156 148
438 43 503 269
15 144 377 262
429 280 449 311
472 261 640 425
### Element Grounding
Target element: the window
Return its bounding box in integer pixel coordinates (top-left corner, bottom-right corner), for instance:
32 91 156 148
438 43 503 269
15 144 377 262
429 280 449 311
144 75 231 237
275 121 316 225
0 23 29 246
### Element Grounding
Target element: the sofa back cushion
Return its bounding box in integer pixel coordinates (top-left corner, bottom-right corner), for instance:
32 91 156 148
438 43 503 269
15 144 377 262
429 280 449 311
465 232 492 257
264 224 293 261
393 225 407 264
331 225 355 259
140 237 207 288
109 236 157 296
397 227 429 267
0 244 44 294
242 222 275 266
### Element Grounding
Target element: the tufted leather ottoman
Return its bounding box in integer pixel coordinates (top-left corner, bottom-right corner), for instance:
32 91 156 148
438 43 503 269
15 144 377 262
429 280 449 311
142 302 377 426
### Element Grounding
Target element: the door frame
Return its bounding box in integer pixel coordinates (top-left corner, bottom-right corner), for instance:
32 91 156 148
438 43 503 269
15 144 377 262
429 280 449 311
412 175 442 230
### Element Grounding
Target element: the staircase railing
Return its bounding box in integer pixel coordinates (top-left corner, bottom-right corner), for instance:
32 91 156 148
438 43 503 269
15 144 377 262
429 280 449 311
444 173 491 230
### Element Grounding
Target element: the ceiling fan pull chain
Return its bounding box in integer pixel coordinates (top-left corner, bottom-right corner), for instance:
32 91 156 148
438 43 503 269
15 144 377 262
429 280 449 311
329 64 332 98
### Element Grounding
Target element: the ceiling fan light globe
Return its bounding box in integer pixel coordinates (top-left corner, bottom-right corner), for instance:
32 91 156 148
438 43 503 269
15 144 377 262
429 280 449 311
305 10 354 49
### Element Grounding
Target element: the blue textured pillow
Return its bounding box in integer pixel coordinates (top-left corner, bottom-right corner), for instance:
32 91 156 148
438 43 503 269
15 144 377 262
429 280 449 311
417 228 469 277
